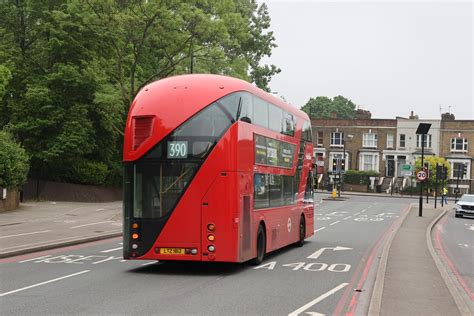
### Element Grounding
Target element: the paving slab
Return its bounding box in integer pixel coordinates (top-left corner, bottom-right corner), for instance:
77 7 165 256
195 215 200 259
380 206 460 316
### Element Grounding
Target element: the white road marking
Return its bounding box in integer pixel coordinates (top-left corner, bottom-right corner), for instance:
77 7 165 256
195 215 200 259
329 221 340 226
354 212 361 215
307 246 352 260
0 230 51 239
0 270 90 297
361 209 367 213
100 247 123 253
288 283 349 316
305 312 325 316
141 261 157 266
71 221 113 229
343 216 352 220
314 227 326 233
19 255 53 263
95 208 105 212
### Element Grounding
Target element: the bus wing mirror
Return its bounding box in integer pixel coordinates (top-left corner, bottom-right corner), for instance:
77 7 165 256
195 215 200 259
240 116 251 124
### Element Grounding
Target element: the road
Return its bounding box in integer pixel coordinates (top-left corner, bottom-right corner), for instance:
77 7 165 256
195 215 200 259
1 195 412 315
432 208 474 313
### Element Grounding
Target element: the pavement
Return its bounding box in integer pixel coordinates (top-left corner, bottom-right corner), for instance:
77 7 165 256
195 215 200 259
0 194 466 315
0 200 122 258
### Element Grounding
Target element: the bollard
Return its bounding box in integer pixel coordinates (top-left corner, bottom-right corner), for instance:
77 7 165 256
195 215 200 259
332 190 337 199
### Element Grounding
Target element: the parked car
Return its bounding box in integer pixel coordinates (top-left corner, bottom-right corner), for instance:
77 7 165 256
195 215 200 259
454 194 474 218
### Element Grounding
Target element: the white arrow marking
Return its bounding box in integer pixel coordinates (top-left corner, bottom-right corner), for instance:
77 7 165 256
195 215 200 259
305 312 325 316
307 246 353 260
288 283 348 316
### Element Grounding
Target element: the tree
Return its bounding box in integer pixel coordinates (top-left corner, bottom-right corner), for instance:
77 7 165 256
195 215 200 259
414 156 450 191
301 95 357 119
0 0 281 186
0 131 29 189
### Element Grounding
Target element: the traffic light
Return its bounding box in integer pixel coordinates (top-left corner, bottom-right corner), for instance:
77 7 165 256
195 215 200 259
332 159 337 171
341 159 345 171
436 164 442 179
462 164 467 178
442 166 448 180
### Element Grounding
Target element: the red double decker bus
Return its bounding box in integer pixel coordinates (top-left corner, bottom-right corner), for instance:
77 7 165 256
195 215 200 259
123 74 314 264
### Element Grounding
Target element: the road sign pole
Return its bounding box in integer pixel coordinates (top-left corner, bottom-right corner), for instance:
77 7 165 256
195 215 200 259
434 164 438 209
419 134 424 217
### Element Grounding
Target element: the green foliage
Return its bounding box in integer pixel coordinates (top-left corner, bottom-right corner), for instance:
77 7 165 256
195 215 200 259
414 156 450 191
0 131 30 188
71 160 109 185
343 170 379 185
0 0 279 186
301 95 357 119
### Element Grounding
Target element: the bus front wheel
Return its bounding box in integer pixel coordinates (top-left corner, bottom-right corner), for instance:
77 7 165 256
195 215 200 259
253 225 266 265
295 215 305 247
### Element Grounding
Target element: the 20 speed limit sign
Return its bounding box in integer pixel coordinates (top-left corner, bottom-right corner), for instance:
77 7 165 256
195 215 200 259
416 170 428 181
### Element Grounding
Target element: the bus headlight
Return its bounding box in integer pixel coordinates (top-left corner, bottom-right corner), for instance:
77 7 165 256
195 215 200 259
208 245 215 252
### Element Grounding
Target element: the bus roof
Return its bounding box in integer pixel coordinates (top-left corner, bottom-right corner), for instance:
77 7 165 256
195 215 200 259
124 74 309 161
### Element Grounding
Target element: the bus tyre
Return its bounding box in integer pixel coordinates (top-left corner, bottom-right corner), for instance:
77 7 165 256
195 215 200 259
296 215 305 247
253 225 266 265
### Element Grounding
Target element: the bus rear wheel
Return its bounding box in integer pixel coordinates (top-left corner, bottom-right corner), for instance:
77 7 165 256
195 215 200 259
295 215 305 247
253 225 266 265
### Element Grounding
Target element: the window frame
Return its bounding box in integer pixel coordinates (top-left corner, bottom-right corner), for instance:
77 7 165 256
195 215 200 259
330 132 344 147
450 138 468 152
363 133 378 148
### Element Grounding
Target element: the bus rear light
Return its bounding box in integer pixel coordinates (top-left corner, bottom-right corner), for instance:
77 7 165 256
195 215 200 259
191 248 198 255
132 233 139 240
132 116 154 150
207 223 215 232
208 245 215 252
132 244 138 249
207 234 215 241
132 223 139 229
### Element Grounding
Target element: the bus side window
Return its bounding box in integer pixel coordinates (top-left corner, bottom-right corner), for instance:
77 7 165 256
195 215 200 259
239 93 253 124
253 97 268 129
282 112 295 136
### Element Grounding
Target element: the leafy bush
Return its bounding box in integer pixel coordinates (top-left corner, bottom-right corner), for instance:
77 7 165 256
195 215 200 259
343 170 379 185
71 160 109 185
0 131 30 188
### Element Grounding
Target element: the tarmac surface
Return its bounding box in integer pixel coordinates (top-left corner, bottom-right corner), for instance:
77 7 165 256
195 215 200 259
0 193 467 315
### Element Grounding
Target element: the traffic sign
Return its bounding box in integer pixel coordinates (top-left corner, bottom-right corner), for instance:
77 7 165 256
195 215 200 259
416 170 428 181
401 164 412 171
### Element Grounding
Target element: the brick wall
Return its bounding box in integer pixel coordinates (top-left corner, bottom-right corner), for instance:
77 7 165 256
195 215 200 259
0 188 20 212
312 119 396 174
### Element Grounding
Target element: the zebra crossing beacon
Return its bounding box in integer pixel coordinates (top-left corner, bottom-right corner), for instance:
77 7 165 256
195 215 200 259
122 74 315 264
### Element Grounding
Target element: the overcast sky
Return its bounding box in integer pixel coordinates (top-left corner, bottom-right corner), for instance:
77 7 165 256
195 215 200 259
259 0 473 120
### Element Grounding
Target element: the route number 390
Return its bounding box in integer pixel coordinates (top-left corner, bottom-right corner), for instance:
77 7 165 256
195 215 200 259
167 141 188 158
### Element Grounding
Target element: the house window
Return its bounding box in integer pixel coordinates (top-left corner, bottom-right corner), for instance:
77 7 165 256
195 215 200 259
317 131 323 147
387 134 394 149
360 153 379 172
452 162 467 179
399 134 406 148
363 133 377 148
330 132 343 146
416 134 432 148
451 138 468 152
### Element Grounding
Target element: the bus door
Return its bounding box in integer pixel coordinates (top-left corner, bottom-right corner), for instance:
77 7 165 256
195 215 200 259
238 172 253 262
201 172 239 262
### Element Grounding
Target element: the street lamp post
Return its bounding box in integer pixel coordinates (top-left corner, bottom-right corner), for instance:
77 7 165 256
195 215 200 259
416 123 431 217
341 134 353 194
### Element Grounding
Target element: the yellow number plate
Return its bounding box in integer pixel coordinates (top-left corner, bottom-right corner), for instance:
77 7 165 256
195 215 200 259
159 248 185 255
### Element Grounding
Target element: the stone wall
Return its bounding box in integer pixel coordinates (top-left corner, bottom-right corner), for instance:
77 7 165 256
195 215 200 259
0 188 20 212
22 179 122 202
